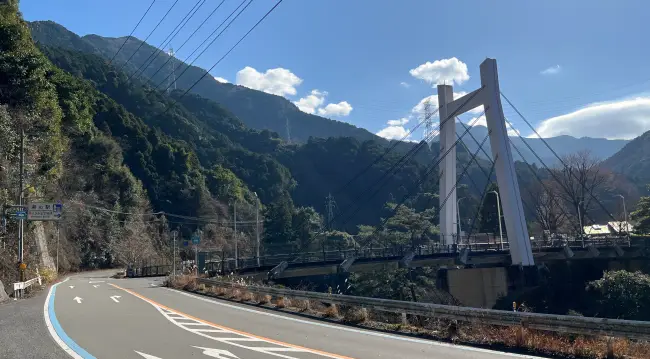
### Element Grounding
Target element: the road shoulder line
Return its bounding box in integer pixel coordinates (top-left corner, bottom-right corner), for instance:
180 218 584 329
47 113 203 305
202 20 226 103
43 278 96 359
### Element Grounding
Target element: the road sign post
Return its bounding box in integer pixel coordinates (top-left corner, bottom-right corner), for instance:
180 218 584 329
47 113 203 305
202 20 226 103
27 202 63 221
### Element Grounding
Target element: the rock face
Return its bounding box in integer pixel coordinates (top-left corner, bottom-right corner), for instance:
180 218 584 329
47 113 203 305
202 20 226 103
0 280 9 303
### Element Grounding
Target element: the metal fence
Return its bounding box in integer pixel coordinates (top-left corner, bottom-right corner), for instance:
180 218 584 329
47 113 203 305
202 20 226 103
198 278 650 341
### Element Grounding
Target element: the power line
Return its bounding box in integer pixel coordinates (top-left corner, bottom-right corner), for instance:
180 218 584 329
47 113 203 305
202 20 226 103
150 0 283 121
115 0 181 73
128 0 207 82
155 0 252 91
107 0 157 65
147 0 229 82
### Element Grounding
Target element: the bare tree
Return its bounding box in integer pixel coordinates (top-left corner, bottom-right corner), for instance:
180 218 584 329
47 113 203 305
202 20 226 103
109 217 157 266
552 151 609 232
526 180 566 234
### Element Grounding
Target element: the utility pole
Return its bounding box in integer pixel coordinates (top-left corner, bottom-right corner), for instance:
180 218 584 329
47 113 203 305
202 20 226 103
171 229 177 277
56 222 60 274
456 197 465 243
18 126 24 282
254 192 260 266
325 193 336 230
233 201 238 268
578 200 584 247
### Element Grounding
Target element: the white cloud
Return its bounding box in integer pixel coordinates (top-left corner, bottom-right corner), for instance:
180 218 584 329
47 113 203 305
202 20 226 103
214 76 229 83
376 125 411 140
236 66 302 96
387 117 409 126
294 90 327 114
535 96 650 139
409 57 470 86
468 115 487 127
318 101 353 117
400 81 410 88
540 65 561 75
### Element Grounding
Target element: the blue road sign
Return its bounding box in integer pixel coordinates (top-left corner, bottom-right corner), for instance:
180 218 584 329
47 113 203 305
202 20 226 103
15 211 27 220
191 234 200 245
183 240 189 247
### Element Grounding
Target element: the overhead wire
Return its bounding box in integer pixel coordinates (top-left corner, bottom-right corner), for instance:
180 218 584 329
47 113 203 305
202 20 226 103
115 0 181 73
147 0 229 82
127 0 207 82
107 0 157 65
154 0 251 91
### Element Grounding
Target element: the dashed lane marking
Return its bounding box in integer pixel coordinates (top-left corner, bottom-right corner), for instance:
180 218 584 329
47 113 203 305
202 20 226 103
109 283 353 359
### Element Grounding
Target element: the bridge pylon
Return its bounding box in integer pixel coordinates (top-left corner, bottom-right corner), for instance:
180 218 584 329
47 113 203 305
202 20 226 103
437 58 534 266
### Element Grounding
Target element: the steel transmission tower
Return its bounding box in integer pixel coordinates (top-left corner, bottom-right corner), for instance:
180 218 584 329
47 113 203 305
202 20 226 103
285 116 291 144
325 193 337 230
167 48 176 94
423 98 435 147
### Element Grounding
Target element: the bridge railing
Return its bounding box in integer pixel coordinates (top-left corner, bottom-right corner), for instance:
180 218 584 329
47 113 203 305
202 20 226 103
197 277 650 341
200 236 633 274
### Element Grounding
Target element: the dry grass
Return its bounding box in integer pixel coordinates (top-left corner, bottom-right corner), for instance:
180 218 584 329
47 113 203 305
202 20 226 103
342 307 368 324
174 280 650 358
323 304 339 318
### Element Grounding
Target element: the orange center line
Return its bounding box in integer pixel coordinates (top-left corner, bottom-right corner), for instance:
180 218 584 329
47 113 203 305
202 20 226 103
109 283 355 359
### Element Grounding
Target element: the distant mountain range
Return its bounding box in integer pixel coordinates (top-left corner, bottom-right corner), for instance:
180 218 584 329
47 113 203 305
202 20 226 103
602 129 650 185
27 20 630 166
438 125 629 165
28 20 385 145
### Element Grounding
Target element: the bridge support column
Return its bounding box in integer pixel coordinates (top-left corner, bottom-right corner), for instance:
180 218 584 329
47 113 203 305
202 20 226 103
437 85 457 246
480 59 534 266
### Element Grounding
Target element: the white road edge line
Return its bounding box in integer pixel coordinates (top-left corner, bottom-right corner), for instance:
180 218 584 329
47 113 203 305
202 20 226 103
44 277 84 359
164 287 546 359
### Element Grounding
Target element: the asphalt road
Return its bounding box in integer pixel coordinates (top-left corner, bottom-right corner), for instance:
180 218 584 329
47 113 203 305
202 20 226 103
38 272 548 359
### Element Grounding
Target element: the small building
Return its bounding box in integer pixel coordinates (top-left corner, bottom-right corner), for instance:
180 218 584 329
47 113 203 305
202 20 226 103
583 224 610 237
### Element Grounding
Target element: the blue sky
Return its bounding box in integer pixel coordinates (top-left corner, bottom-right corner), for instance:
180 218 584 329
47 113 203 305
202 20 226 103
20 0 650 141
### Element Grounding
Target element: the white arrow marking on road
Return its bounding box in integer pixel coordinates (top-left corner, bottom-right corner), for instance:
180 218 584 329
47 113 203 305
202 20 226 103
68 286 74 289
110 295 121 303
93 284 100 288
134 351 163 359
192 346 239 358
73 296 82 304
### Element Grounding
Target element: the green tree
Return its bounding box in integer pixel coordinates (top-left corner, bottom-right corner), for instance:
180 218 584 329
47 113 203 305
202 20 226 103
631 189 650 233
586 270 650 320
263 198 294 252
478 182 506 235
292 207 322 252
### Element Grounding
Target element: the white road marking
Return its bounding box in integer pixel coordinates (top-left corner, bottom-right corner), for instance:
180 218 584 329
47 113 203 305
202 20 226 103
166 288 546 359
69 286 75 289
73 296 83 304
151 304 317 359
135 351 163 359
110 295 121 303
93 285 100 288
88 281 104 284
192 346 239 358
44 278 85 359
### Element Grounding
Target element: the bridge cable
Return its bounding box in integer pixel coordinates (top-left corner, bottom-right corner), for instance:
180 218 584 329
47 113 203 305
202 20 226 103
323 90 483 232
500 92 617 223
115 0 181 73
126 0 207 82
501 116 603 230
107 0 157 65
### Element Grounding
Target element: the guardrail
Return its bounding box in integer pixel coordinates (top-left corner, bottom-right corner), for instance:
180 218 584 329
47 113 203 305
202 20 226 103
13 274 42 298
197 278 650 341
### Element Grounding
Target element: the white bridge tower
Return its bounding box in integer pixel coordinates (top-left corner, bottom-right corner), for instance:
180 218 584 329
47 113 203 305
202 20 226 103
438 58 534 266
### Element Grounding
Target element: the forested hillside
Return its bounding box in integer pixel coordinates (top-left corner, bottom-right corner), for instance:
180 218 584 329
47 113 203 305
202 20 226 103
28 20 384 144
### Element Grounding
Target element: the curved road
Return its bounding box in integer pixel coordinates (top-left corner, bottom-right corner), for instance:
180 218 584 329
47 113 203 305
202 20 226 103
16 272 545 358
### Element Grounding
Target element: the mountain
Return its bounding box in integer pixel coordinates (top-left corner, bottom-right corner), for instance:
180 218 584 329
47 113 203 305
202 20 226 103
602 130 650 185
451 125 628 165
28 21 386 145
